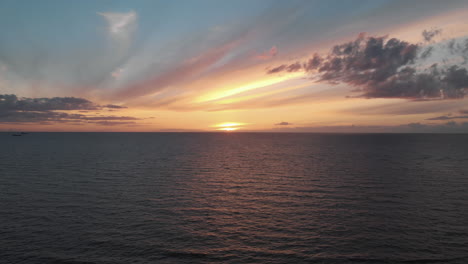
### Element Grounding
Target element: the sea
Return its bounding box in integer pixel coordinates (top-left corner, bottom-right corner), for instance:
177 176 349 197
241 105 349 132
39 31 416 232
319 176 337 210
1 133 468 264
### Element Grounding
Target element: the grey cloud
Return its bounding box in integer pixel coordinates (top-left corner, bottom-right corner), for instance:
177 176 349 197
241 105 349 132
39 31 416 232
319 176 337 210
0 111 79 123
286 62 302 72
446 38 468 64
104 104 127 109
82 116 138 121
266 61 302 74
426 115 468 120
267 32 468 100
460 109 468 114
406 122 426 130
343 98 468 116
0 110 139 124
304 54 323 72
0 94 129 111
267 64 287 74
420 46 433 59
422 28 442 42
0 94 98 111
425 115 451 120
0 94 139 125
88 121 136 126
275 121 292 125
402 121 468 133
267 121 468 133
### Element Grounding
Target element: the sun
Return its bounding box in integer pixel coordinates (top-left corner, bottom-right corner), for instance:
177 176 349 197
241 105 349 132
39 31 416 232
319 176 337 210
218 127 239 131
213 122 246 132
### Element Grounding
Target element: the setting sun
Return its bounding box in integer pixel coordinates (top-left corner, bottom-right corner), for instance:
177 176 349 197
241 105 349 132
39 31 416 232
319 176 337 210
213 122 246 131
218 127 238 131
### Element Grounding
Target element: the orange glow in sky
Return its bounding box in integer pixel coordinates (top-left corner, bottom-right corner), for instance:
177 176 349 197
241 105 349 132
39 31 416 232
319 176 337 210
213 122 246 131
1 2 468 133
218 127 238 131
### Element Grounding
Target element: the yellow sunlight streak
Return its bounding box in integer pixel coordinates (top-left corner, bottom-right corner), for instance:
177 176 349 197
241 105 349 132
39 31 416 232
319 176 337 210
195 72 303 103
216 82 314 105
218 127 238 131
212 122 247 131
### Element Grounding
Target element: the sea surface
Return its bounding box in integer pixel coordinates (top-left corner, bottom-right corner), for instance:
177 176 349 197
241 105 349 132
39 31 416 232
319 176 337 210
1 133 468 264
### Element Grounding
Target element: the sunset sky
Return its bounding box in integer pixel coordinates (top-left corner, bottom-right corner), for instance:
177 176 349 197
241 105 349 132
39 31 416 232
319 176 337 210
1 0 468 132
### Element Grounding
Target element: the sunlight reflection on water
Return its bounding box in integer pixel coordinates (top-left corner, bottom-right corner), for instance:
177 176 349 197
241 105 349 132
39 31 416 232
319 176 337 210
1 133 468 263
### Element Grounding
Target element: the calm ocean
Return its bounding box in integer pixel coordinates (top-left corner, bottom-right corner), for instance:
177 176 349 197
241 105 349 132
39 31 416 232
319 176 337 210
1 133 468 263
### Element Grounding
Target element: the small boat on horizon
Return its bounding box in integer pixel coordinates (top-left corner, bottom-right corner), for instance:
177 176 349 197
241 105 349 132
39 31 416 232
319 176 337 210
11 132 29 136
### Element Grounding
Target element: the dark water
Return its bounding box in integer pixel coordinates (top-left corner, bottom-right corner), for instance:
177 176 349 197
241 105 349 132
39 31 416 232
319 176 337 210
1 133 468 264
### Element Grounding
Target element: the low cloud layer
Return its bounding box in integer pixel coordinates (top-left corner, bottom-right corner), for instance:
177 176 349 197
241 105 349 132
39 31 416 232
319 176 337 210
269 121 468 133
267 31 468 100
0 94 137 125
426 114 468 121
0 94 98 111
104 104 127 109
275 121 292 125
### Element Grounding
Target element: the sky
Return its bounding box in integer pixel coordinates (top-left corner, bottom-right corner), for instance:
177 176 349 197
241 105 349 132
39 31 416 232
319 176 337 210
1 0 468 132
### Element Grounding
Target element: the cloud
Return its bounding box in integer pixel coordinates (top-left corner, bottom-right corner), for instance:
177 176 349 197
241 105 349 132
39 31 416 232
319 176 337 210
267 61 302 74
267 32 468 100
275 121 292 125
79 116 138 121
401 121 468 133
98 11 137 36
111 68 125 79
422 28 442 42
88 121 136 126
111 37 244 100
446 38 468 64
0 94 138 125
0 94 127 111
96 11 137 81
255 46 278 60
426 115 453 120
104 104 127 109
342 98 468 116
426 115 468 120
266 64 287 74
0 94 98 111
0 111 138 124
267 121 468 133
267 62 302 74
460 109 468 114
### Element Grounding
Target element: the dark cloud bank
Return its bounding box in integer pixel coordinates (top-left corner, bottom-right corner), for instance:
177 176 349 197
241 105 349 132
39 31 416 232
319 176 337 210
0 94 137 126
267 30 468 100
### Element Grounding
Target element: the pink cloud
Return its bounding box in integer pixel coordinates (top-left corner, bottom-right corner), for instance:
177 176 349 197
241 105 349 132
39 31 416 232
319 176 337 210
255 46 278 60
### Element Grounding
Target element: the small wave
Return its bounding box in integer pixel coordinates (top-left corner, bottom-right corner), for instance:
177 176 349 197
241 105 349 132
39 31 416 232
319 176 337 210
162 250 209 259
401 256 468 263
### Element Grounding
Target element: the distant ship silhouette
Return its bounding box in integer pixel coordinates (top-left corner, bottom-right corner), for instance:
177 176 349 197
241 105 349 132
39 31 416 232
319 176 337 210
11 132 29 136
